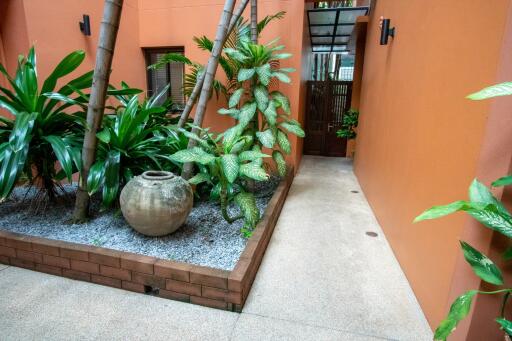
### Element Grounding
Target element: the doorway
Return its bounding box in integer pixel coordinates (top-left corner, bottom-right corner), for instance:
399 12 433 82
303 80 352 156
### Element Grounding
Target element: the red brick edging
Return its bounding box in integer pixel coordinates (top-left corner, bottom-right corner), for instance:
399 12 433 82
0 168 294 312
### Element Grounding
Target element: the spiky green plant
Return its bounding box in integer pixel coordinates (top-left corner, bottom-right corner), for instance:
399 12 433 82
169 125 269 236
87 86 187 208
0 47 92 202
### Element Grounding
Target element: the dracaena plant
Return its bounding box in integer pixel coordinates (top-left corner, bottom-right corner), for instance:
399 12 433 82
415 81 512 340
0 47 92 203
87 86 187 208
217 40 305 177
169 125 269 237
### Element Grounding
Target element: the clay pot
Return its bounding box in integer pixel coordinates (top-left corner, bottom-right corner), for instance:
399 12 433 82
120 171 193 237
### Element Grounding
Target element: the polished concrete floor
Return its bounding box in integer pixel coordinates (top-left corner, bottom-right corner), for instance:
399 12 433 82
0 156 432 340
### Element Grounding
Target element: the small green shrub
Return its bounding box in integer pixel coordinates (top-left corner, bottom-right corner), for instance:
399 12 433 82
170 126 268 237
87 86 187 208
0 47 91 202
336 109 359 140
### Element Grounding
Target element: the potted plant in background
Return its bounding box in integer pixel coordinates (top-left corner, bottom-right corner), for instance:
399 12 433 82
336 108 359 158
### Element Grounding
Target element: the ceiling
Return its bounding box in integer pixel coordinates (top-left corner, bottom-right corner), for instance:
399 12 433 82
307 6 369 53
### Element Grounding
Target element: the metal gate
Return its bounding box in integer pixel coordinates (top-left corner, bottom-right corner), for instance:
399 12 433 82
303 80 352 157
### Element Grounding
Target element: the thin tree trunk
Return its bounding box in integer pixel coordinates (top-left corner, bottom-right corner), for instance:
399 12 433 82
72 0 124 221
181 0 237 179
250 0 258 43
177 0 250 129
247 0 258 192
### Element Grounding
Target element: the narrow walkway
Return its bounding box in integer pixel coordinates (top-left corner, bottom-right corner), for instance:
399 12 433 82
0 156 432 340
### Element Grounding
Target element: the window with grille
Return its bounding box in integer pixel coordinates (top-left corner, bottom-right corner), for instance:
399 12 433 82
144 47 185 111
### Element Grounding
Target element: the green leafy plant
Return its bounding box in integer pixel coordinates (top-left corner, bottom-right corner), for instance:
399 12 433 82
87 86 187 208
169 125 269 237
415 81 512 340
336 108 359 140
217 39 305 176
0 47 92 203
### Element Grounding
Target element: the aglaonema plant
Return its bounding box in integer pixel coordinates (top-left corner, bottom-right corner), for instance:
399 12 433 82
218 39 305 177
0 47 92 203
169 125 269 237
415 81 512 340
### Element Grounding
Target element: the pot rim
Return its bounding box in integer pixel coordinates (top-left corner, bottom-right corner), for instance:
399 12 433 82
142 170 175 181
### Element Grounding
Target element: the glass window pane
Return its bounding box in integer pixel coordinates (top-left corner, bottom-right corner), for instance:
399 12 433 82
336 25 354 35
311 37 334 44
309 11 336 25
332 46 348 52
334 36 350 44
338 9 367 24
311 25 334 36
312 46 331 52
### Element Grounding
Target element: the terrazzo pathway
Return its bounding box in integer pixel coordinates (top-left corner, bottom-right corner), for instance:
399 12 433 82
0 156 432 340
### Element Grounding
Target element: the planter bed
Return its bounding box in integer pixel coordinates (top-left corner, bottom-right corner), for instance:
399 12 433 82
0 168 294 311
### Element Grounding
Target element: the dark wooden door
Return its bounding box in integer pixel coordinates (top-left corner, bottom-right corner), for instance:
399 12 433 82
304 81 352 157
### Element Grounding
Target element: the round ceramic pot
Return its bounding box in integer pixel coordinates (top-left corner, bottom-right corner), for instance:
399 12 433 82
120 171 193 237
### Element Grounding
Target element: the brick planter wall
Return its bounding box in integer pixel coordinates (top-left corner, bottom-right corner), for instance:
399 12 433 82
0 168 294 312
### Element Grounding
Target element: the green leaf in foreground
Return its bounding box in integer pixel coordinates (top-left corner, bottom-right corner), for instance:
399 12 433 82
235 191 260 229
493 175 512 187
496 318 512 336
169 147 216 165
466 82 512 100
240 162 269 181
434 290 477 341
221 154 239 183
414 201 470 222
460 241 503 285
273 150 287 177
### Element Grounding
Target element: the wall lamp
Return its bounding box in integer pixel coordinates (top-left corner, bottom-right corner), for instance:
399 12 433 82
380 18 395 45
79 15 91 36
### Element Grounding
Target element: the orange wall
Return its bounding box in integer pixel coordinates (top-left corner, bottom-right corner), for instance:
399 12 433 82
354 0 512 332
138 0 307 169
0 0 146 100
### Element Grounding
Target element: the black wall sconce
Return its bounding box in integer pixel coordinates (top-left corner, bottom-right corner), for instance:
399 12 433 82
79 15 91 36
380 18 395 45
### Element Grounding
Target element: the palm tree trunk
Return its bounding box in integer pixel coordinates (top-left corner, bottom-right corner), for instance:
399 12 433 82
177 0 250 129
250 0 258 43
73 0 124 221
181 0 237 179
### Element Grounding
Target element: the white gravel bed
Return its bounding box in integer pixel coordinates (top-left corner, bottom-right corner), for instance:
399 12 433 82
0 179 279 271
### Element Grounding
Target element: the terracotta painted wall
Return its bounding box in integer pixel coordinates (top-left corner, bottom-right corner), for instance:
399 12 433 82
0 0 146 100
353 0 512 332
138 0 307 169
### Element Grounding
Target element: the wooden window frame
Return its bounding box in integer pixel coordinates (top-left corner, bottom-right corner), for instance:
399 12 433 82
143 47 185 106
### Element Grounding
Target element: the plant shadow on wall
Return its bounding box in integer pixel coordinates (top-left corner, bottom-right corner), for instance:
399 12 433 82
415 82 512 340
